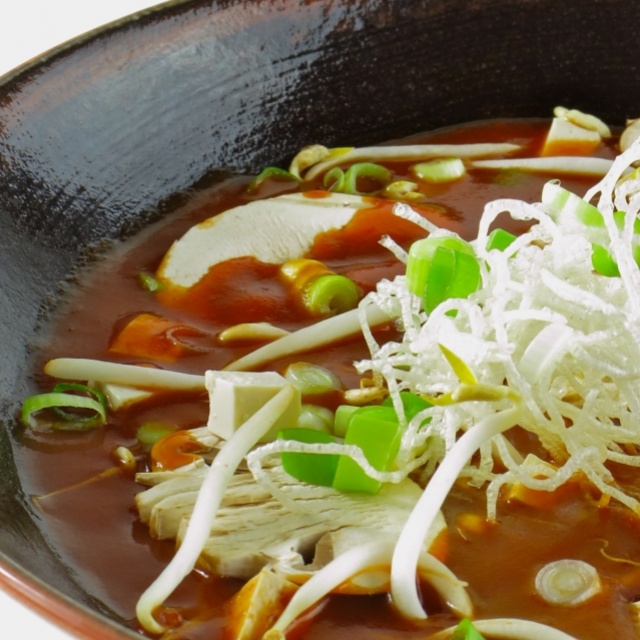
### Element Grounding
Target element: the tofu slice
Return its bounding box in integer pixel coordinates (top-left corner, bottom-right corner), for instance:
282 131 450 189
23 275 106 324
206 371 301 442
541 117 601 156
156 192 374 289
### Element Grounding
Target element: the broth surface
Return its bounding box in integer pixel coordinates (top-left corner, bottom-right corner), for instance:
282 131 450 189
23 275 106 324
18 118 640 639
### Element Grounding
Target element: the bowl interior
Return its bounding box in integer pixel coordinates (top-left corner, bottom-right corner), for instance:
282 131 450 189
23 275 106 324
1 0 639 636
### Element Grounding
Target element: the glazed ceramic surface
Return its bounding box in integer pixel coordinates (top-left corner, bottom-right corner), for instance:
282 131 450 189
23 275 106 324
0 0 639 637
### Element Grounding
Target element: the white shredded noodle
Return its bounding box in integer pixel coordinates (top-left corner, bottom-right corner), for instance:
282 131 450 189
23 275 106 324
351 137 640 526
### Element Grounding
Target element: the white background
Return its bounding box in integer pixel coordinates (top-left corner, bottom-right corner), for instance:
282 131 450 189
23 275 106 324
0 1 166 78
0 3 165 638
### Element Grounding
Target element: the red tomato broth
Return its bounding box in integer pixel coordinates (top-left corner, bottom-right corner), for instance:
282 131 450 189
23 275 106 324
17 118 638 639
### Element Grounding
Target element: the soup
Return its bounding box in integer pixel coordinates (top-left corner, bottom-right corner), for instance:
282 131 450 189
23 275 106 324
18 111 640 640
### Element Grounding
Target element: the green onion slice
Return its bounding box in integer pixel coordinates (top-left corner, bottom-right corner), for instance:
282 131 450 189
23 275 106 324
332 406 402 494
343 162 392 195
424 247 481 313
324 162 392 195
22 386 107 430
138 272 166 292
304 273 361 316
542 182 640 276
51 383 107 421
406 236 481 313
405 236 475 298
412 157 466 184
323 167 346 192
333 404 359 438
542 181 640 232
590 243 620 277
247 166 300 193
382 391 432 423
486 227 517 252
284 362 342 395
542 181 600 224
136 422 179 449
278 428 340 487
297 404 335 433
451 618 486 640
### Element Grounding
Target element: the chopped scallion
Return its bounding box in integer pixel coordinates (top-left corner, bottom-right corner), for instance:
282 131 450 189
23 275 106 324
324 162 392 195
297 404 335 433
21 384 107 430
136 422 180 449
284 362 342 395
304 273 361 316
412 157 466 184
332 406 402 493
451 618 486 640
486 227 517 252
406 236 481 313
590 243 620 277
333 404 359 437
423 246 480 313
382 391 431 423
278 428 340 486
138 272 166 292
405 236 476 297
247 166 300 193
323 167 346 192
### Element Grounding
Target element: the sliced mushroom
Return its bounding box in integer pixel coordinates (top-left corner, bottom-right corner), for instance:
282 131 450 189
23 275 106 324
136 463 438 582
276 525 437 592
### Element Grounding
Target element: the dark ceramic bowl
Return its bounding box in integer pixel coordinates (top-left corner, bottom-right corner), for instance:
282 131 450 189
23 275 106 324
1 0 639 637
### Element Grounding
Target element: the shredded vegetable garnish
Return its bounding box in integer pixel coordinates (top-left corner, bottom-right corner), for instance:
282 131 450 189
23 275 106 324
348 137 640 617
237 133 640 625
